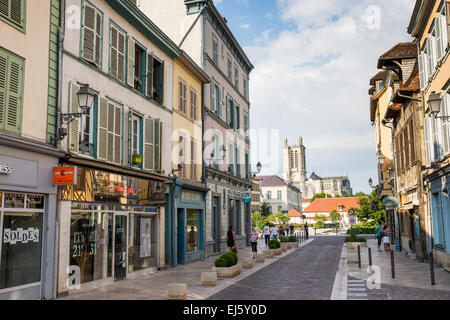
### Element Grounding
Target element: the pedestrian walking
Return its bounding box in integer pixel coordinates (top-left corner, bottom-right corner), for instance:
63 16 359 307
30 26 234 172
286 223 290 236
280 226 286 237
382 225 391 252
227 226 236 253
271 224 279 241
250 227 259 259
375 222 383 252
263 223 271 246
290 224 294 235
304 222 309 239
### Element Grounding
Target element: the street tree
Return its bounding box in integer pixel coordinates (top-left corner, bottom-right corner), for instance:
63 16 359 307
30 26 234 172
260 202 271 217
354 191 384 225
330 210 341 224
314 213 327 229
268 211 290 225
251 211 268 230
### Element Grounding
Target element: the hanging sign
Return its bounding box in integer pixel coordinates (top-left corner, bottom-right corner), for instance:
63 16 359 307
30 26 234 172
53 166 77 185
242 192 251 204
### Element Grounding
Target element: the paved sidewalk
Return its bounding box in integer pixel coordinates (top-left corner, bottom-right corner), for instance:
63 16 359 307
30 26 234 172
345 239 450 300
59 237 314 300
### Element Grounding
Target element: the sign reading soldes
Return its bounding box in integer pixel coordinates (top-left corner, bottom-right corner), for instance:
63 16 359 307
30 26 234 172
3 228 40 244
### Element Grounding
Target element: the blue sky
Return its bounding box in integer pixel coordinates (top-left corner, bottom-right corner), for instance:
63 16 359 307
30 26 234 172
213 0 415 194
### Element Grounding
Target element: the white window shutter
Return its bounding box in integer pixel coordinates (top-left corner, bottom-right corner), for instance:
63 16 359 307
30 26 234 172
127 109 133 164
69 82 80 153
144 118 155 171
98 97 108 160
107 102 115 163
441 14 449 53
211 83 215 112
437 17 443 60
94 11 101 67
118 32 125 82
110 26 118 78
154 119 161 171
419 53 425 90
424 117 431 166
114 106 122 164
442 94 450 155
82 4 96 64
146 54 154 97
127 37 135 87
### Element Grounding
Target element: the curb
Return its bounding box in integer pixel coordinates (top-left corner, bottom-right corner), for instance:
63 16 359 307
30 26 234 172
330 243 347 300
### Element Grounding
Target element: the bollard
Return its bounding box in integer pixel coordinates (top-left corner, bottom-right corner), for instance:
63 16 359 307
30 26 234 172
314 227 316 236
368 247 372 267
391 250 395 279
357 245 361 268
336 226 338 236
429 252 436 285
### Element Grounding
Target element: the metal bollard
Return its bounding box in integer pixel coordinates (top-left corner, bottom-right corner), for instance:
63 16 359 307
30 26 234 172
429 252 436 285
357 245 361 268
314 227 316 236
391 250 395 279
368 248 372 267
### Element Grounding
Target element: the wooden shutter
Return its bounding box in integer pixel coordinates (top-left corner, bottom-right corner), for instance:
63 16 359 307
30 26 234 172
4 53 23 134
144 118 155 171
190 88 194 118
127 109 133 164
424 117 431 166
404 126 410 168
127 37 135 87
69 83 80 153
117 32 125 82
419 53 426 90
9 0 23 26
193 90 197 120
98 97 108 160
95 11 101 67
82 4 96 64
146 53 153 97
211 83 215 112
446 1 450 47
107 103 115 162
179 81 183 112
0 0 8 17
110 26 118 78
158 61 164 104
190 139 195 179
0 52 6 129
410 119 416 163
437 16 443 60
438 14 448 57
442 94 450 155
114 106 122 164
155 119 161 171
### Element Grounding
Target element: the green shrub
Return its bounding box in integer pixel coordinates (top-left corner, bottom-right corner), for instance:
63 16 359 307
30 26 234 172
344 236 367 243
215 258 227 268
346 227 375 235
287 236 297 242
220 253 237 267
228 252 238 265
268 239 280 249
279 236 288 243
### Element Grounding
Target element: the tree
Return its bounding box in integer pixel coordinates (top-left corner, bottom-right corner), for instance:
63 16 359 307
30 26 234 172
311 193 333 202
268 211 290 225
354 191 367 197
330 210 341 224
260 202 271 217
251 211 268 230
354 191 384 224
314 213 327 228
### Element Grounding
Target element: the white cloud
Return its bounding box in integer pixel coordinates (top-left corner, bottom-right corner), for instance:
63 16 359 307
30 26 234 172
241 23 250 29
247 0 415 193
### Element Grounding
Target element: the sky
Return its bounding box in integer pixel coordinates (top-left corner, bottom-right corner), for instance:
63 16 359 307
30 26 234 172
213 0 416 194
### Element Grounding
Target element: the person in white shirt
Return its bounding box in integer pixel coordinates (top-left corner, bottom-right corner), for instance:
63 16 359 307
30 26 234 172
271 225 279 241
263 223 271 246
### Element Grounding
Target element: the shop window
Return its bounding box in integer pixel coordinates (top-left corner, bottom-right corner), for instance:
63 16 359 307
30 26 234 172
186 209 201 252
0 193 44 290
128 214 157 272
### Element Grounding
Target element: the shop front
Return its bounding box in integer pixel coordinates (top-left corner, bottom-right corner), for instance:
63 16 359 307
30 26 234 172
58 165 166 295
0 145 61 300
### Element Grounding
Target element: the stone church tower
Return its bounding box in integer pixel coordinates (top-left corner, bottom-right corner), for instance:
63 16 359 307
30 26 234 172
282 137 307 194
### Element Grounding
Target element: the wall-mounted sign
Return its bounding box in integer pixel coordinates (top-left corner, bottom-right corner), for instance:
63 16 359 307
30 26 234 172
382 196 399 209
0 163 13 175
242 192 251 204
3 228 40 244
53 166 77 185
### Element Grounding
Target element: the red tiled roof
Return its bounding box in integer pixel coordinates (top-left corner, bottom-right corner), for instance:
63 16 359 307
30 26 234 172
303 197 360 213
288 209 302 217
302 198 311 202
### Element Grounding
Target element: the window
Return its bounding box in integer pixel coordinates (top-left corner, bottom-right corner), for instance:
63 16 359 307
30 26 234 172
97 98 122 164
82 2 102 67
227 54 232 80
212 34 218 65
435 5 449 61
0 0 25 31
431 192 447 247
228 143 234 175
221 43 224 58
278 205 282 212
210 82 221 117
244 112 249 136
109 24 126 82
179 79 187 114
78 96 96 156
190 87 197 120
150 57 164 104
243 76 248 100
234 63 239 89
226 97 234 127
187 209 201 252
277 190 282 199
0 47 24 134
130 113 142 164
267 191 272 200
245 153 249 179
134 44 146 93
235 104 240 130
235 146 240 177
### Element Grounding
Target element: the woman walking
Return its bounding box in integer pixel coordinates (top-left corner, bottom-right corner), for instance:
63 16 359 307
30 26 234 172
227 226 236 253
382 225 391 252
250 227 259 259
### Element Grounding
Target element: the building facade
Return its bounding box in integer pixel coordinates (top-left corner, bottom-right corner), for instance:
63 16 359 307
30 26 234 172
303 197 361 227
138 0 254 255
259 175 302 214
250 176 262 213
56 0 180 296
304 172 353 199
0 0 63 300
408 0 450 268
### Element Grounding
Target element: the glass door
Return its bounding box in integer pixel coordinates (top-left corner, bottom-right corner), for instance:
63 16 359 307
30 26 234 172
113 214 127 280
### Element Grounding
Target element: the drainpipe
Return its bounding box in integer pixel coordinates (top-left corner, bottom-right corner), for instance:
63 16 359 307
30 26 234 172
53 0 65 299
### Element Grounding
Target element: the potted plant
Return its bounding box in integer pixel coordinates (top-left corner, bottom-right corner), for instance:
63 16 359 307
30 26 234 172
212 252 242 278
268 239 282 255
132 153 143 165
279 236 289 251
345 228 367 248
287 235 299 248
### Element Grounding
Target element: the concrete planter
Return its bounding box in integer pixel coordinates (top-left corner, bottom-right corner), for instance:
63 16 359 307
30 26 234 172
166 283 187 300
291 242 299 248
212 263 242 278
271 248 282 256
264 250 274 258
280 243 289 251
243 258 254 269
256 253 265 263
201 272 217 287
351 242 367 248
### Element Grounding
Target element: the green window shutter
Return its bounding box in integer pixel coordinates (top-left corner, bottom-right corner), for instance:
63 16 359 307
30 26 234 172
0 52 6 128
9 0 23 26
69 82 80 152
82 4 96 64
144 118 155 171
4 55 23 133
127 37 135 87
146 53 153 97
0 1 8 17
97 97 108 160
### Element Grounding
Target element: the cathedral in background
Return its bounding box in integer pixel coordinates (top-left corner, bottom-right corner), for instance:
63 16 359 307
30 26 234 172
282 137 353 199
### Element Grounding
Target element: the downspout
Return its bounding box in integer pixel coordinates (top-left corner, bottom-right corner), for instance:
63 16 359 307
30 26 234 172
53 0 65 299
178 3 207 48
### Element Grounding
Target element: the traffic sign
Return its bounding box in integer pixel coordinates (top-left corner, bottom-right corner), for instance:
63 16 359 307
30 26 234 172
349 216 357 225
348 209 355 216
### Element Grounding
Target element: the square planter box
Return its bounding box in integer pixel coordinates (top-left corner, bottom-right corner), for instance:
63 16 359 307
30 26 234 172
264 250 274 258
287 242 296 249
280 243 288 251
351 242 367 248
292 242 299 248
271 248 282 256
212 263 243 278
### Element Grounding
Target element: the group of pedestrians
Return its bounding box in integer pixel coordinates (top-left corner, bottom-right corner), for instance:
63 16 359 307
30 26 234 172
375 222 391 252
262 222 310 246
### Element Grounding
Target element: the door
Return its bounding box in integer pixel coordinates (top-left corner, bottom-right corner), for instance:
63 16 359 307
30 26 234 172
409 210 416 253
213 196 221 252
177 209 185 265
114 214 128 280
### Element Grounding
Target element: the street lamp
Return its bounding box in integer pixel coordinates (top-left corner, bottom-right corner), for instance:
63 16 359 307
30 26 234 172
58 84 96 140
428 91 448 120
368 178 373 188
251 161 262 176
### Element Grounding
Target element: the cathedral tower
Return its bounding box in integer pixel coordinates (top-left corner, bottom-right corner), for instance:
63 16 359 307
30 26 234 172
282 137 307 194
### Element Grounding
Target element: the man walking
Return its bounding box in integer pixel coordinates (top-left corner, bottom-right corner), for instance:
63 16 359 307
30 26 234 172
263 223 271 246
376 222 383 252
271 224 279 241
290 224 294 235
304 222 309 239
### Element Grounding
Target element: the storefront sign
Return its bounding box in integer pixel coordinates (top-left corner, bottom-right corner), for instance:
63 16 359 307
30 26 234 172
242 192 251 204
0 163 13 175
382 196 399 209
53 167 77 185
3 228 40 244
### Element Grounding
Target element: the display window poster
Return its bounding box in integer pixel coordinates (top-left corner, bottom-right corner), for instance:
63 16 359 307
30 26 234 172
140 218 151 258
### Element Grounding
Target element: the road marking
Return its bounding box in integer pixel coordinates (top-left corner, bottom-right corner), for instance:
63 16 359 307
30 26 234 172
347 288 366 292
347 292 368 297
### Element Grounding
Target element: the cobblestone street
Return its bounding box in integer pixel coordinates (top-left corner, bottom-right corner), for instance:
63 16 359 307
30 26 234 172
209 236 344 300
